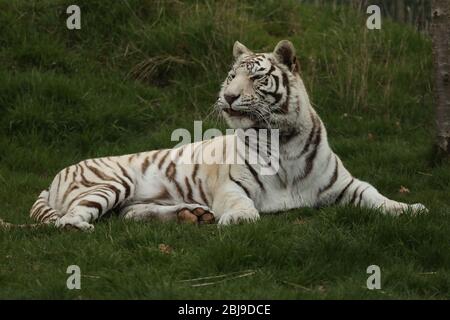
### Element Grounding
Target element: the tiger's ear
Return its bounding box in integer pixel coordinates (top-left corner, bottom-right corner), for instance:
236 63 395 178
273 40 299 72
233 41 252 59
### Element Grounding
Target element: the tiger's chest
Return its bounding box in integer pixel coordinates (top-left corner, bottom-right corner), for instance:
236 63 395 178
253 183 317 213
229 165 319 213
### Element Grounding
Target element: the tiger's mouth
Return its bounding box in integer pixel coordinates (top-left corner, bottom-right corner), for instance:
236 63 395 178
223 108 248 117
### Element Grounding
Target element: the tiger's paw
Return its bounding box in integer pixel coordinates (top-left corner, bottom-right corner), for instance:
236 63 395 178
56 216 95 232
218 208 260 226
410 203 428 214
177 207 215 225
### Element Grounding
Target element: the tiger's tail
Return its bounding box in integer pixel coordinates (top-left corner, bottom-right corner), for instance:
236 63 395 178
0 218 40 229
1 189 60 230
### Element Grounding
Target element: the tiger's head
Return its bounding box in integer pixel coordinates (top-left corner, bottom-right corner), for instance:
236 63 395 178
217 40 311 132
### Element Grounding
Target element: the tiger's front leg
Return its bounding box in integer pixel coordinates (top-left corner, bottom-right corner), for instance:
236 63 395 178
334 177 428 215
213 181 260 225
120 203 215 224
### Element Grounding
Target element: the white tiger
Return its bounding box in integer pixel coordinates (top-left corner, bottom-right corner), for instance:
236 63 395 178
3 40 426 231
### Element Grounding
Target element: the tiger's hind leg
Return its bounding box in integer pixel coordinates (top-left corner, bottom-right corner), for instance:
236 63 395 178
56 187 121 231
56 207 96 231
120 203 215 224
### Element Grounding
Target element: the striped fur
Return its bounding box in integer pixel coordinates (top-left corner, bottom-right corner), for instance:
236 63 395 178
22 40 426 231
215 40 427 223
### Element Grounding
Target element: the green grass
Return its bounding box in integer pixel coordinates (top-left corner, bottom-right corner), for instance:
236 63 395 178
0 0 449 299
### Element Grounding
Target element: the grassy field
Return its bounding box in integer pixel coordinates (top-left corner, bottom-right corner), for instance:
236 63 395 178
0 0 449 299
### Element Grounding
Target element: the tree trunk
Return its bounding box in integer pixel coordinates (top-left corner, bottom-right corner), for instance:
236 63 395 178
397 0 405 23
431 0 450 155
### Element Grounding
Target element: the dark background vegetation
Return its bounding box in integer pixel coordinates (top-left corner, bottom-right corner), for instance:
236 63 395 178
304 0 431 31
0 0 448 299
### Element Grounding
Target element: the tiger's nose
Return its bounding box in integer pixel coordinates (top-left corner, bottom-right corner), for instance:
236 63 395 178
224 93 240 106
